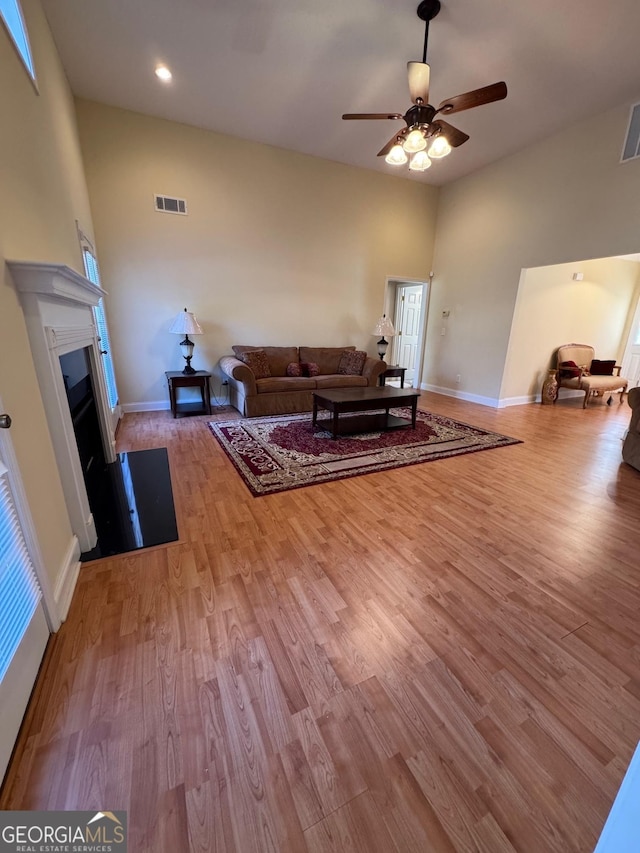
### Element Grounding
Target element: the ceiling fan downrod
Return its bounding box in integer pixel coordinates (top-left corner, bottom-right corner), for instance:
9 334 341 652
417 0 441 64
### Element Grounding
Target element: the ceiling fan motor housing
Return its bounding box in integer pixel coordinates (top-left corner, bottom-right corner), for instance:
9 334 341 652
404 104 436 127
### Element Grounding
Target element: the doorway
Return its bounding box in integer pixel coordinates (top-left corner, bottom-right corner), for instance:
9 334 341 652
385 277 430 388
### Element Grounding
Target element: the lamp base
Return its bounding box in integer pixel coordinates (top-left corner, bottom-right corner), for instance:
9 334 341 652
182 356 196 375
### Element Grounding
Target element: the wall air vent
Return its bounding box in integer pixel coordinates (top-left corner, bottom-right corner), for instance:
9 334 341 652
621 103 640 163
154 194 187 215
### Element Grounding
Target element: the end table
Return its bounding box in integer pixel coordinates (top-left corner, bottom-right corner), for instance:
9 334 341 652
380 365 407 388
165 371 212 418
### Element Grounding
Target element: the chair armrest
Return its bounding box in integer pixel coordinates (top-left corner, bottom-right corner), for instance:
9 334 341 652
219 355 257 396
362 357 387 386
614 365 622 375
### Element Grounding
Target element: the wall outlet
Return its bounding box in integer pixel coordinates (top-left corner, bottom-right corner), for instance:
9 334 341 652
456 374 461 383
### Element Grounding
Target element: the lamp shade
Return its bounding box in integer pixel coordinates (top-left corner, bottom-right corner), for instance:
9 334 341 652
372 315 395 337
169 307 203 336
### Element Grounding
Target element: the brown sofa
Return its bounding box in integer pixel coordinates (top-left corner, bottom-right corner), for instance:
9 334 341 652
219 345 386 417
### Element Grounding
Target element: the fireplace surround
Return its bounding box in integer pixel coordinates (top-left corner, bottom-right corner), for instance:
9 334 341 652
9 261 117 554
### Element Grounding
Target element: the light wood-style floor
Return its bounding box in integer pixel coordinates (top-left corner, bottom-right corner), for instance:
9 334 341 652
2 391 640 852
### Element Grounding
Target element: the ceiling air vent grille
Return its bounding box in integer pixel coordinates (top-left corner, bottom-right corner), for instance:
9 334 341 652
154 194 187 215
621 103 640 163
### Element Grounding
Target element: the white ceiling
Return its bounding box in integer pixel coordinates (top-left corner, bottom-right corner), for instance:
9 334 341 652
41 0 640 186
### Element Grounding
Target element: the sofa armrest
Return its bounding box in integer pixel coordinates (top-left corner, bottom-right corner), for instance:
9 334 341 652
219 355 257 396
362 357 387 386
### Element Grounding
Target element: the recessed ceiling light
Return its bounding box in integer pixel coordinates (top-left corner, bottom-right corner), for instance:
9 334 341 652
155 66 172 82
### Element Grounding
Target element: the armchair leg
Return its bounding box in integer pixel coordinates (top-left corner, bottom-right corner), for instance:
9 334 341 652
583 390 589 409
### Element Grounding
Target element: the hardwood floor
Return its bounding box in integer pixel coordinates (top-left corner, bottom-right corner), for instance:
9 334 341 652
2 391 640 852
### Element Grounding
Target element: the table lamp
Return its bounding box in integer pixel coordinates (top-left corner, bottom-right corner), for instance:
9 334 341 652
169 307 203 374
372 314 395 360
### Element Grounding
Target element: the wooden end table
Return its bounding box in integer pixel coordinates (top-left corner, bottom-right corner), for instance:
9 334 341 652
165 371 212 418
380 365 407 387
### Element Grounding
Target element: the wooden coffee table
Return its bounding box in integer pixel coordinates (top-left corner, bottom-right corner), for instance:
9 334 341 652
312 386 420 438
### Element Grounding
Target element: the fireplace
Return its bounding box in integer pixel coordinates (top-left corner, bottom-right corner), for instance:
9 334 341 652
9 261 117 553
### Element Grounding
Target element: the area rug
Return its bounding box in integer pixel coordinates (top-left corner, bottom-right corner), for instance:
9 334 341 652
208 408 521 496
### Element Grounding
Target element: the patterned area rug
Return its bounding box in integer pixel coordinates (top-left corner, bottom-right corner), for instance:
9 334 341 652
208 407 521 496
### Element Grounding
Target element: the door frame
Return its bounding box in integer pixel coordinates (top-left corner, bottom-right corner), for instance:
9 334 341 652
620 293 640 388
383 275 431 389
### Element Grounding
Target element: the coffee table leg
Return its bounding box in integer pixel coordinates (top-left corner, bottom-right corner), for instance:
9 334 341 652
312 398 318 426
411 397 417 428
332 410 339 439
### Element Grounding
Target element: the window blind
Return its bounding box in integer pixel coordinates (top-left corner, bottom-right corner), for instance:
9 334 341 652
0 460 41 682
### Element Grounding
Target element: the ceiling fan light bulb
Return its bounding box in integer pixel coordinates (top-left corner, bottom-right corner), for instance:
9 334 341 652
403 128 427 153
428 135 452 158
385 144 408 166
409 150 431 171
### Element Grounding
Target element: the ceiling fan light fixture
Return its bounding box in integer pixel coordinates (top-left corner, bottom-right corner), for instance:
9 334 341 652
428 134 452 158
385 144 409 166
409 150 431 171
403 128 427 153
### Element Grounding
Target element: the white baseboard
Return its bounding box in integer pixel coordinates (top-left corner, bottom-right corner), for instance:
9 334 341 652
121 400 170 413
54 536 81 622
497 394 538 408
421 383 501 409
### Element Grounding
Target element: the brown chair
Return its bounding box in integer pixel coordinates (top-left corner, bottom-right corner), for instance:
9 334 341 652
556 343 628 409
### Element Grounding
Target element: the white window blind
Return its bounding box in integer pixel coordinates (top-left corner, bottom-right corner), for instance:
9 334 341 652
82 249 119 410
0 459 41 682
0 0 35 80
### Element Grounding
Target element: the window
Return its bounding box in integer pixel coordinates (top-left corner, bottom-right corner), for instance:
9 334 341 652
82 248 119 410
0 457 41 682
0 0 35 81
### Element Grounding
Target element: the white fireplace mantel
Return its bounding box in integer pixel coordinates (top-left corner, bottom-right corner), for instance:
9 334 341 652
8 261 106 306
9 260 115 554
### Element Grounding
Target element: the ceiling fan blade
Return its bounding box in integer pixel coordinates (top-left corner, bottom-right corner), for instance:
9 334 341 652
377 129 408 157
431 119 469 148
407 61 430 105
436 81 507 116
342 113 404 120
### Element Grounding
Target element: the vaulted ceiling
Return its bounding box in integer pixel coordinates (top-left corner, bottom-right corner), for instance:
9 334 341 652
42 0 640 185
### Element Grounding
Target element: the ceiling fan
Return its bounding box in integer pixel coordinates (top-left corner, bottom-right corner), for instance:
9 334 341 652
342 0 507 171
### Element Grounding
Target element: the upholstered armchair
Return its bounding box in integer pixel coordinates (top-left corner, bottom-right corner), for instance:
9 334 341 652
556 343 628 409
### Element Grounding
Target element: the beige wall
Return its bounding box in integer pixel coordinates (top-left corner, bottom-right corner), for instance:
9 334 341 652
0 0 95 585
501 258 640 401
428 101 640 404
74 100 439 408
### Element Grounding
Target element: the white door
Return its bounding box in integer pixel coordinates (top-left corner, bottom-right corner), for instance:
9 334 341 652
0 411 50 782
621 297 640 389
393 285 423 386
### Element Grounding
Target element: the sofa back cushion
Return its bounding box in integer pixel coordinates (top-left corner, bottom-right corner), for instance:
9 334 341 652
233 346 299 377
299 346 355 375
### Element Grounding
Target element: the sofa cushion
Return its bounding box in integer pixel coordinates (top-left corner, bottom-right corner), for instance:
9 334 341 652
301 362 320 377
299 346 355 375
315 374 368 389
233 346 299 377
286 362 302 377
338 350 367 375
239 349 271 379
590 359 616 376
256 376 317 393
